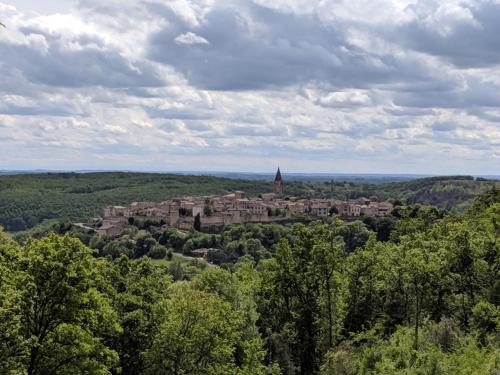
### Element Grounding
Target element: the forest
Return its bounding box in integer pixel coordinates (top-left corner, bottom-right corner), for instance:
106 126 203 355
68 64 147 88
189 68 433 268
0 188 498 374
0 172 498 232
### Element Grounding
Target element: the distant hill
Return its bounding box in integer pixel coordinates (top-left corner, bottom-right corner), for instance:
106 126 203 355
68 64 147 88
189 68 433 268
281 175 499 209
384 176 500 211
0 172 272 232
0 172 498 232
174 171 428 183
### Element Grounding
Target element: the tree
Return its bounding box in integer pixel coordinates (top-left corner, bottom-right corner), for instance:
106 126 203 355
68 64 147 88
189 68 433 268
18 234 120 375
102 239 132 259
0 229 25 373
134 234 157 258
194 213 201 231
320 346 356 375
193 262 278 374
245 238 268 261
310 229 347 350
401 237 440 350
471 301 500 345
344 240 386 334
114 257 172 375
344 322 499 375
204 204 213 217
469 187 500 213
329 206 339 216
259 223 348 374
363 216 395 241
89 234 105 251
336 221 372 253
168 259 186 281
144 284 243 374
147 244 168 259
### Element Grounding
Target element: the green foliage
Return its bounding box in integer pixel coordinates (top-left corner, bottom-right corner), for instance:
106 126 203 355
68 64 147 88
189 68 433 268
0 188 499 374
204 204 214 216
144 284 244 374
155 222 288 265
1 172 497 231
147 243 168 259
471 301 500 344
0 172 274 231
259 223 348 373
468 187 500 213
193 263 278 374
0 229 25 373
165 259 198 281
0 233 121 374
336 220 373 253
320 345 357 375
363 215 396 241
321 322 500 375
113 256 172 374
194 212 201 231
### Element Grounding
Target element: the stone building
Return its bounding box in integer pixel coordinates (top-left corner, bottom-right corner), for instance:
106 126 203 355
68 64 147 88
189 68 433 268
95 167 394 237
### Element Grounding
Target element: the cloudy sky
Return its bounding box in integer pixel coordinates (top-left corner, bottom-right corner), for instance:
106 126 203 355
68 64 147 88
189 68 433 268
0 0 499 174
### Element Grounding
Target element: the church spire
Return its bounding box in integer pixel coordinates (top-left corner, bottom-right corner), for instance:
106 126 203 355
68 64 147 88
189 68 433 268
274 166 282 182
273 166 284 196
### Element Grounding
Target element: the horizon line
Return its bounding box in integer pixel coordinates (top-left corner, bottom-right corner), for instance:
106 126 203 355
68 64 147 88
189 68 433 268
1 168 499 178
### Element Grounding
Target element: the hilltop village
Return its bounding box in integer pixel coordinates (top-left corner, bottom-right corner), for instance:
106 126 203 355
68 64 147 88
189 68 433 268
96 168 393 237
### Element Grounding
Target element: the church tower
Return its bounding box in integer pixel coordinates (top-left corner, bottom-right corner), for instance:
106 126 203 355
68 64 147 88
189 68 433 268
273 167 284 196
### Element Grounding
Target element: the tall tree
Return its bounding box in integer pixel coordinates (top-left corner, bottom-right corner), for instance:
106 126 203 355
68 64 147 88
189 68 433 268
260 223 347 374
114 256 172 375
193 261 277 374
18 234 120 375
0 229 25 373
144 283 243 375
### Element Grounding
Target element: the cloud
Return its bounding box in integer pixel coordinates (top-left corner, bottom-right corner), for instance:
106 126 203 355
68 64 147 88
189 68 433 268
0 26 164 89
0 0 499 174
0 1 170 94
316 90 372 108
148 1 431 91
394 1 500 68
175 31 209 45
431 121 457 132
393 78 500 108
0 93 89 116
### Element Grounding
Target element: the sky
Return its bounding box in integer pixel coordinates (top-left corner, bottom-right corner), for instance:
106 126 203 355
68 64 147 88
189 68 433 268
0 0 499 174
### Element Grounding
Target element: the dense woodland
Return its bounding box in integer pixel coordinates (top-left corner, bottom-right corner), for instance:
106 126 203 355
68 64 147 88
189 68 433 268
0 172 498 232
0 187 499 374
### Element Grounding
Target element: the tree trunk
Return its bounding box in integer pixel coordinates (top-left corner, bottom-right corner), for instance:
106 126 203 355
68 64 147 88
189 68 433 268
325 270 333 349
414 286 420 351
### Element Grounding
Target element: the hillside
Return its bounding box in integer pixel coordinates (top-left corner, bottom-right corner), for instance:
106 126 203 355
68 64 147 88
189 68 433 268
1 189 499 375
0 172 272 231
0 172 498 231
385 176 500 211
284 175 499 209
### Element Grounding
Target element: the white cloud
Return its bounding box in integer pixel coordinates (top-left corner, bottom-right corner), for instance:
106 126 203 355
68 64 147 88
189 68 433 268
174 31 209 45
423 3 480 36
0 0 498 174
317 90 372 108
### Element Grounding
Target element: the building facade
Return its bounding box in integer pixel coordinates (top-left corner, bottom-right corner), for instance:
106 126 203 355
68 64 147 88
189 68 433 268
93 168 394 237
